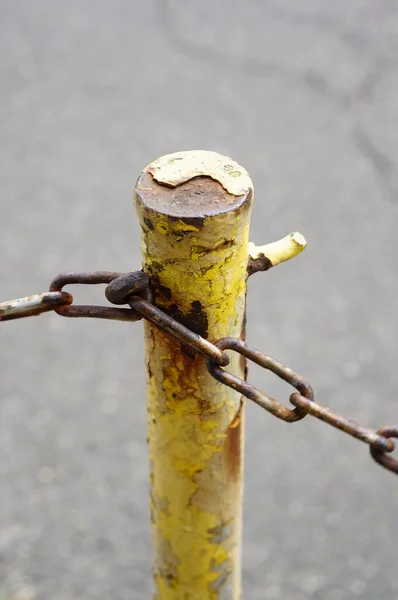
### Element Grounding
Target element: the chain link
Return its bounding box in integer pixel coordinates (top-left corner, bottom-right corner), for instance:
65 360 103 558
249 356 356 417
1 270 397 475
0 291 73 321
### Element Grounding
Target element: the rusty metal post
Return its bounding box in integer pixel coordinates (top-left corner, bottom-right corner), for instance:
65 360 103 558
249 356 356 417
134 151 253 599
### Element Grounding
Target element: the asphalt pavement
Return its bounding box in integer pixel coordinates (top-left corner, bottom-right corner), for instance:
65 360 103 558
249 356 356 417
1 1 398 599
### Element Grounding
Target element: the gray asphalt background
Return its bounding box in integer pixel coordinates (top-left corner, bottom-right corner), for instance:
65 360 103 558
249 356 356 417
1 1 398 599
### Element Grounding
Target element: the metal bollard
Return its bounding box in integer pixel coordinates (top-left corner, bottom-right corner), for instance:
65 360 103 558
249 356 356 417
134 150 253 599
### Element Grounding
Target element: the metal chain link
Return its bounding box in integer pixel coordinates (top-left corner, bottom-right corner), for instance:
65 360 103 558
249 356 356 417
1 270 397 475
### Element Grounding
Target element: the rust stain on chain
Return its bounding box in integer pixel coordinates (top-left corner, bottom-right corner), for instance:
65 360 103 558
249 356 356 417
290 393 394 453
0 291 73 321
2 268 398 476
370 426 398 474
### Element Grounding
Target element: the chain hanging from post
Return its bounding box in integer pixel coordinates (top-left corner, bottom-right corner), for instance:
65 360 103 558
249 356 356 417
1 268 397 476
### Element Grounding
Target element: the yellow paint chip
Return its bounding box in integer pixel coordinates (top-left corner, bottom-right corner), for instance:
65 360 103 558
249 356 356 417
145 150 253 197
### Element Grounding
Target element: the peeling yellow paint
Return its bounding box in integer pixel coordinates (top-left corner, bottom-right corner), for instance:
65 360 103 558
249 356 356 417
135 154 253 599
145 149 253 196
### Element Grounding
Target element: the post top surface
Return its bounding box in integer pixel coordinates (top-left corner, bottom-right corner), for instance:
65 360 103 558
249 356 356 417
136 150 253 219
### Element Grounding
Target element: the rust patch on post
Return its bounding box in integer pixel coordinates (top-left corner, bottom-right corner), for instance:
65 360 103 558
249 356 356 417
166 300 209 340
225 400 244 480
247 254 273 277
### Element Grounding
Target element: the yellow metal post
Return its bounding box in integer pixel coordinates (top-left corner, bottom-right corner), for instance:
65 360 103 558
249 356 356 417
134 151 253 599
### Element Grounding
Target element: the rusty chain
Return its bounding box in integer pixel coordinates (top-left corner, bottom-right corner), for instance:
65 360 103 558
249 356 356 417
1 270 397 476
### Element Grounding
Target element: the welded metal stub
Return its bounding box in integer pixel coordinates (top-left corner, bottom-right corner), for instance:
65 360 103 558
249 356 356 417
145 150 253 196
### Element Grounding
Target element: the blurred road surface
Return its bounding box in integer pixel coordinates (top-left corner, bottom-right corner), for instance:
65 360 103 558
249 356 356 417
1 1 398 599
